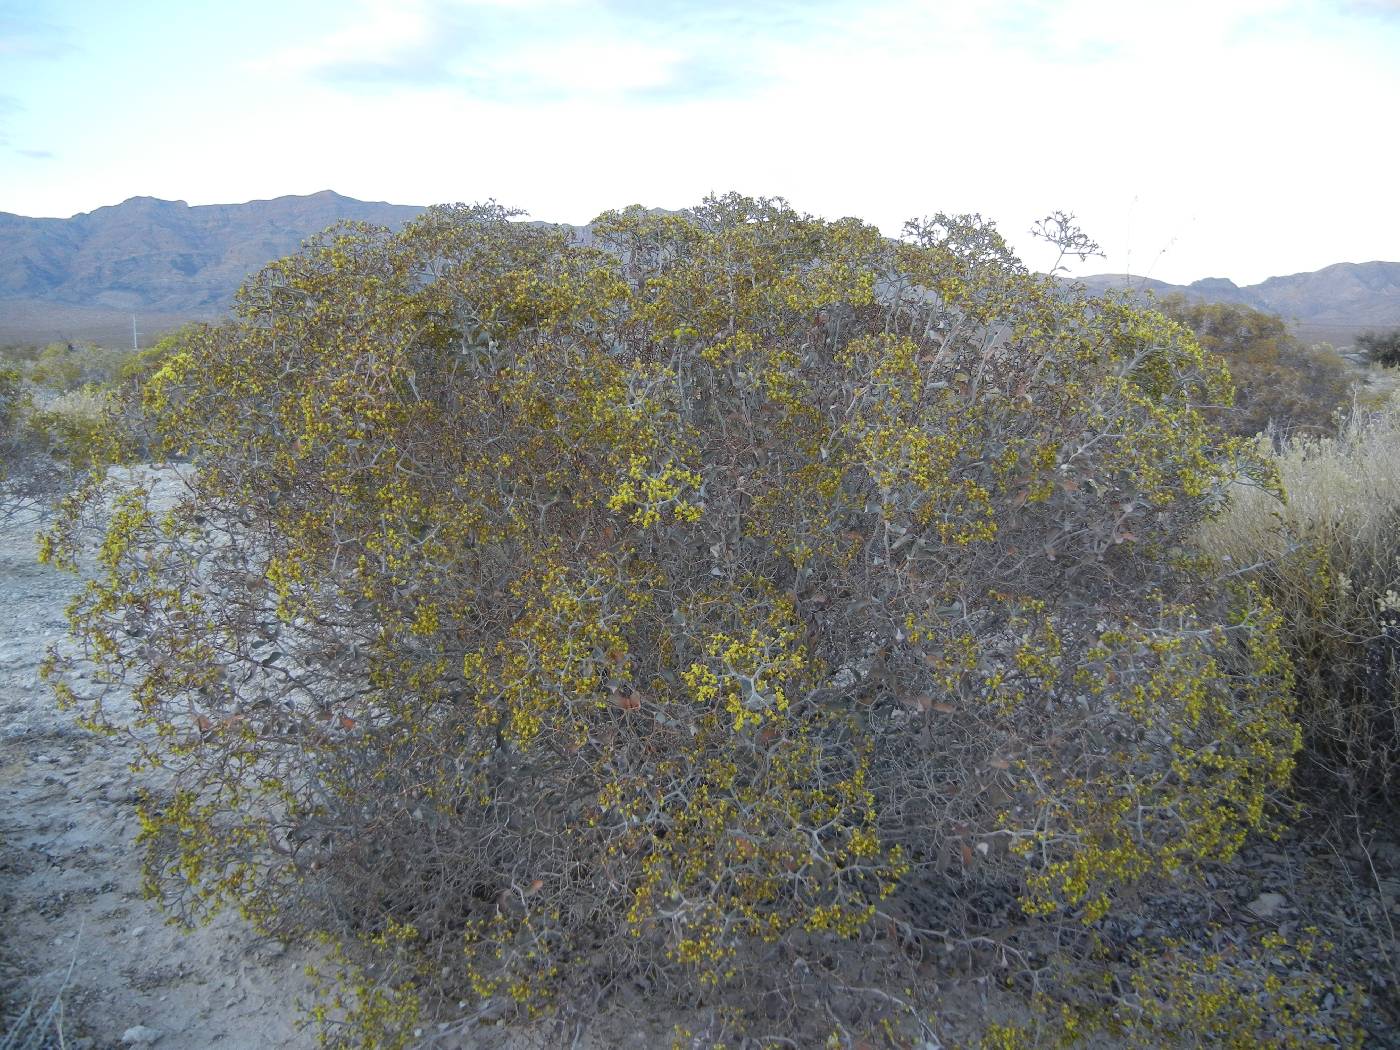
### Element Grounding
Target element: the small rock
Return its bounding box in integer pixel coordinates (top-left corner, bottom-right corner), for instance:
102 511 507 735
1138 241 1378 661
479 997 511 1022
121 1025 163 1045
1247 892 1287 919
129 925 146 938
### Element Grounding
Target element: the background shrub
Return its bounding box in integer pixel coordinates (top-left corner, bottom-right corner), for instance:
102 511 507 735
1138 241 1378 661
1357 328 1400 369
0 335 183 513
43 198 1304 1046
17 341 138 394
1198 400 1400 800
1155 295 1355 438
0 367 66 514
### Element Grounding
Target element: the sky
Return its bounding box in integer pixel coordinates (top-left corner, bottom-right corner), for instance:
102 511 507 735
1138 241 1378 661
1 0 1397 285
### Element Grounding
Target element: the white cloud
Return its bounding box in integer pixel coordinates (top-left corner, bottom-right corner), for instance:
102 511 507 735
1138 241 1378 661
4 0 1397 283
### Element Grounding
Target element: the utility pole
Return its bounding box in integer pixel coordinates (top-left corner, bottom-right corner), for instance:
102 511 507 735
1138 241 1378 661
132 314 140 352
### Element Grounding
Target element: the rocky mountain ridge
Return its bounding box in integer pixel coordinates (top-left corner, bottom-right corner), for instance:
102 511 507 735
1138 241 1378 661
0 190 423 314
1077 261 1400 327
1 191 1396 344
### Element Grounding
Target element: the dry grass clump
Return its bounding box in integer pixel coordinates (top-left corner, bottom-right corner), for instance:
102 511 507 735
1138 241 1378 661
0 996 67 1050
39 198 1317 1047
1198 400 1400 799
0 953 74 1050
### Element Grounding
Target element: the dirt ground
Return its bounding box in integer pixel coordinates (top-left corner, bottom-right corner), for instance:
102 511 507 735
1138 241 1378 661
0 490 320 1050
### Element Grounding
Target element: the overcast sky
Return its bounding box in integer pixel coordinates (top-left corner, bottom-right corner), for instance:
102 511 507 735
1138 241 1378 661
2 0 1396 284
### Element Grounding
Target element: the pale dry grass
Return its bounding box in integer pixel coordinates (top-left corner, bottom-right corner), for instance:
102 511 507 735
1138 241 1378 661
0 952 74 1050
1199 396 1400 796
39 387 109 424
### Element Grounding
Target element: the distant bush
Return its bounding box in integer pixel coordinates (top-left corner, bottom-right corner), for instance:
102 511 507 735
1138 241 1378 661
1357 328 1400 369
43 199 1306 1046
24 342 129 393
0 366 23 483
0 335 185 513
1 337 182 396
1199 401 1400 800
1155 296 1355 437
27 386 112 467
0 368 65 514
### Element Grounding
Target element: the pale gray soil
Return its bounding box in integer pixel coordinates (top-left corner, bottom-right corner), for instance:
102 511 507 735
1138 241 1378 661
0 478 319 1050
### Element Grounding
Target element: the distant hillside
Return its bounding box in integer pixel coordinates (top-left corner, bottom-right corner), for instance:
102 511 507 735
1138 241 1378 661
0 191 425 344
1077 262 1400 332
2 191 1397 346
0 190 424 312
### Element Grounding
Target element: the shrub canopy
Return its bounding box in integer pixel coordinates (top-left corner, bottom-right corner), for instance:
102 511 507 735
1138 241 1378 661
1358 328 1400 369
1154 296 1354 437
44 197 1304 1046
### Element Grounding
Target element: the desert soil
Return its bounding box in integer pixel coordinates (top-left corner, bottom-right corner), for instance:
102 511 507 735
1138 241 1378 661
0 479 319 1050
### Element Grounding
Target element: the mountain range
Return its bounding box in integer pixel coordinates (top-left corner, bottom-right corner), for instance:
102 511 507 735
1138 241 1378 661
1077 264 1400 332
1 191 1397 346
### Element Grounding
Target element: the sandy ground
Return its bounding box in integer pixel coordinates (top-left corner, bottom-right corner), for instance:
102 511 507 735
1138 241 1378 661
0 489 319 1050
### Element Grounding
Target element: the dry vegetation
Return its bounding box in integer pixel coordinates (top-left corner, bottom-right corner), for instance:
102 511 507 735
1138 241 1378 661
1199 403 1400 800
0 339 175 515
1153 295 1356 439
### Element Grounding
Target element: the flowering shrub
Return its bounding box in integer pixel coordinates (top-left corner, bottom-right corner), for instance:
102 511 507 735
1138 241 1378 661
1155 296 1354 438
980 930 1362 1049
42 197 1303 1046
